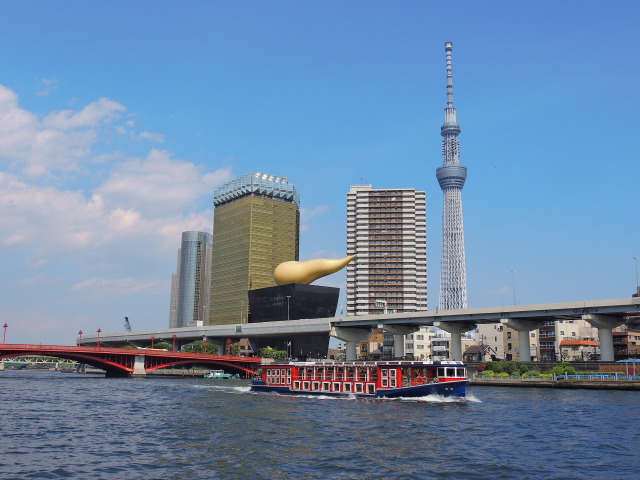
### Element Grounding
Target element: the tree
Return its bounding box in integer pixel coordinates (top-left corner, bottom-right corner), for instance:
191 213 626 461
182 340 218 354
261 347 287 359
552 362 576 375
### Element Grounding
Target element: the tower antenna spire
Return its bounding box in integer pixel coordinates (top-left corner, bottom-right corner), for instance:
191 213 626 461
436 41 468 310
445 41 454 108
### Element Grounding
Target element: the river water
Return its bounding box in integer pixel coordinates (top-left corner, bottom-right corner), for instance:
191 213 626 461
0 369 638 479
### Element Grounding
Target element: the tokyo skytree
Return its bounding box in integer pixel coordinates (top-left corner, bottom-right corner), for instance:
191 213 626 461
437 42 468 310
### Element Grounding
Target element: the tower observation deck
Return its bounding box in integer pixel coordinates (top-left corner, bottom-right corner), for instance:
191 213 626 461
437 42 468 310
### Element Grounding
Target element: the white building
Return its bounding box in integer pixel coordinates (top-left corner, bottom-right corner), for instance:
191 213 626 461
346 185 427 316
405 327 437 360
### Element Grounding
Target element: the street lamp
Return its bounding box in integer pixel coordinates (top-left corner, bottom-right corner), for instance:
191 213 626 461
286 295 291 321
634 257 639 293
511 270 517 306
2 323 7 344
151 336 155 349
97 328 102 348
78 330 83 346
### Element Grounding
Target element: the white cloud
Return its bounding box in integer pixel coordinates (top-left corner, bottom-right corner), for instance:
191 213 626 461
300 205 329 220
0 85 126 177
299 204 329 232
0 86 233 269
72 277 169 295
42 97 125 130
137 131 166 142
96 149 232 217
37 78 59 97
491 285 511 296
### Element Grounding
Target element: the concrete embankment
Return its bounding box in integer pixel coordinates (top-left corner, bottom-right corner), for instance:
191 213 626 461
470 378 640 391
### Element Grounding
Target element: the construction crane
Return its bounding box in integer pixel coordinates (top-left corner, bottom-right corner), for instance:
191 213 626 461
124 316 132 333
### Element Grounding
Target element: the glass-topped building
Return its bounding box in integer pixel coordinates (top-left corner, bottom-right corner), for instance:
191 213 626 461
209 173 300 325
169 231 213 328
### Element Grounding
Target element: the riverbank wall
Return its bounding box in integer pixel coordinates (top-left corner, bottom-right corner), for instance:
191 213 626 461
470 378 640 391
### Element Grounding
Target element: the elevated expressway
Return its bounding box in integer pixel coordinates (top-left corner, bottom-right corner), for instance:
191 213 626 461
83 298 640 362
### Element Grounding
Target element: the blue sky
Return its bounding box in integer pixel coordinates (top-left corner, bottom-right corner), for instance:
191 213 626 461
1 1 638 345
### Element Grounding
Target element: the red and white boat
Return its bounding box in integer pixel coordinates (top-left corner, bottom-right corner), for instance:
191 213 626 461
251 360 469 398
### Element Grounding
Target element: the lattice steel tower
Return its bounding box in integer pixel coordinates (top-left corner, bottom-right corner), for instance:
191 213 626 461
437 41 468 310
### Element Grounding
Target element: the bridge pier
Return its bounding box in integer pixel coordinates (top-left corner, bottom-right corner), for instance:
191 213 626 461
500 318 540 361
433 322 476 361
332 327 371 361
383 325 420 358
583 314 624 362
132 355 147 376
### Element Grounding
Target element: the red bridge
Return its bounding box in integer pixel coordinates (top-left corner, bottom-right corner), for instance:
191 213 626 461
0 344 262 377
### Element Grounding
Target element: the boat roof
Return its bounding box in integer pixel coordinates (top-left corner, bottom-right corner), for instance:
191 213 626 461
276 360 466 367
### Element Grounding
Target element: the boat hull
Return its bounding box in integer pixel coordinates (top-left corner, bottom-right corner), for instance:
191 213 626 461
250 379 469 399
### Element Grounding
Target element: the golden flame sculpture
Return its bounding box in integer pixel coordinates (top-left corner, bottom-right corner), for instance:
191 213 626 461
274 255 356 285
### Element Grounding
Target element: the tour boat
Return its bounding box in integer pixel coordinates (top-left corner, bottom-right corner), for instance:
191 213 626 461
251 360 469 398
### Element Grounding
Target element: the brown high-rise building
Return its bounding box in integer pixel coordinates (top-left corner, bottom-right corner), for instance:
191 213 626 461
209 173 300 325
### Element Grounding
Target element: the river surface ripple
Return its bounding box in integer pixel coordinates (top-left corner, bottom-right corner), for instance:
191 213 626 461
1 370 638 479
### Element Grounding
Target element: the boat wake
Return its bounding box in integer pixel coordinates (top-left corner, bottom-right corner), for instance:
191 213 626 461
463 391 482 403
384 393 480 404
199 384 252 394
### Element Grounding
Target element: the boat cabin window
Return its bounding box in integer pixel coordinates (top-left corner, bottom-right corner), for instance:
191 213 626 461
456 368 466 377
389 370 397 388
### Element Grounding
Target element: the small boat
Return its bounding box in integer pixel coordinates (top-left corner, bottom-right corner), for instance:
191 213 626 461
204 369 240 379
250 360 469 398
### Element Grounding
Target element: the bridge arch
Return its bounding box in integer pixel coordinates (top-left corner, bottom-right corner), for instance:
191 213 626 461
0 345 262 378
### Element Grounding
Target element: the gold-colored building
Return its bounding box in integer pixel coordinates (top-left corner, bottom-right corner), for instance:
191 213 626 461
209 173 300 325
